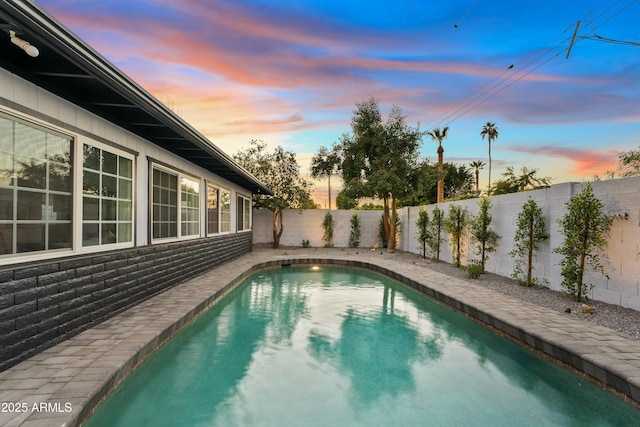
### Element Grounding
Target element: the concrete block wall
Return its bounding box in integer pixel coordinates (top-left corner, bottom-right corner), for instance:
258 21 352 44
254 177 640 309
0 232 252 372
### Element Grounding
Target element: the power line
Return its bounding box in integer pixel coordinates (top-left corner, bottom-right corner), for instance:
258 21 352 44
425 0 637 131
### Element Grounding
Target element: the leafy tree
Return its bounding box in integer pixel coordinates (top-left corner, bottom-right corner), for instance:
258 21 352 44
335 190 358 210
341 97 422 252
444 204 470 268
401 160 474 206
480 122 499 193
554 184 613 301
415 209 430 259
509 198 549 286
470 160 486 192
310 144 341 209
617 146 640 177
491 166 552 195
470 197 500 273
233 140 312 249
322 212 335 247
349 213 361 248
426 126 449 203
427 206 445 262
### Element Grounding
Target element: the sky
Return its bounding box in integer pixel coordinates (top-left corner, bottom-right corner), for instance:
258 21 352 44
36 0 640 207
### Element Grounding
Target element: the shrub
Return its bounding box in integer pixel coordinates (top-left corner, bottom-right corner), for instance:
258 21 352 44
415 209 430 258
444 204 469 268
470 197 500 272
467 261 483 279
349 213 361 248
302 239 310 248
322 212 335 247
509 198 549 286
427 206 444 262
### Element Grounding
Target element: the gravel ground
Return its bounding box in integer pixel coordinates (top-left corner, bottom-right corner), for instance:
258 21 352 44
415 256 640 340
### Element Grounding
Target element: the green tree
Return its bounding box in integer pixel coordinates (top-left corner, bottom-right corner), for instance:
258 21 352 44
415 209 430 259
233 140 312 249
426 126 449 203
480 122 499 194
470 197 500 273
335 190 358 210
401 160 474 206
617 146 640 177
491 166 552 195
444 204 470 268
349 213 361 248
470 160 486 192
310 143 341 209
341 97 422 252
322 212 335 247
427 206 445 262
509 198 549 286
554 184 613 301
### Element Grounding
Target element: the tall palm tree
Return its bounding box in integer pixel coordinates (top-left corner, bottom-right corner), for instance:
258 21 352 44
470 160 486 192
427 126 449 203
480 122 499 194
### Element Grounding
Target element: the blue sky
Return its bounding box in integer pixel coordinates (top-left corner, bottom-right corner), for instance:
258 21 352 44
37 0 640 205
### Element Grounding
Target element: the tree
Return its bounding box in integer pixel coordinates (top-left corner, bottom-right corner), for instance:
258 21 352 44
491 166 552 195
470 160 486 192
335 190 358 210
310 144 341 209
480 122 499 194
415 209 430 259
401 160 474 206
617 146 640 177
341 97 422 252
509 198 549 286
349 213 361 248
444 204 470 268
470 197 500 273
322 212 335 247
233 140 312 249
426 126 449 203
427 206 445 262
554 184 613 301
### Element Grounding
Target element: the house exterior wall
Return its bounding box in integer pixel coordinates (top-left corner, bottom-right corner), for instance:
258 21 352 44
0 68 255 370
254 178 640 310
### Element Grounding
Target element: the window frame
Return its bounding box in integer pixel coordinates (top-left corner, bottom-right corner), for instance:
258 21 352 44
150 162 201 243
205 180 231 236
236 193 252 232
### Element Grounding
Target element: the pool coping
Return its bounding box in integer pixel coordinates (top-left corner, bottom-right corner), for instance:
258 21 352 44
1 248 639 426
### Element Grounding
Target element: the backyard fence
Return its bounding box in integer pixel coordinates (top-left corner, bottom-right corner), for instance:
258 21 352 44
253 177 640 310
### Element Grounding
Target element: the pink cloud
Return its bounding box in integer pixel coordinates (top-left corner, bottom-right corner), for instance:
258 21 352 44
505 145 619 176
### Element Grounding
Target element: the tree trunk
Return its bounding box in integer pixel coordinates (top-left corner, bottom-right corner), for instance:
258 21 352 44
272 207 283 249
577 217 591 301
327 174 331 210
527 220 534 286
437 145 444 203
475 169 479 191
387 197 396 253
488 140 492 194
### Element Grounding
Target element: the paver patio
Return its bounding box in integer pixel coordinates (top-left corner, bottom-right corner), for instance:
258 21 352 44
1 247 639 426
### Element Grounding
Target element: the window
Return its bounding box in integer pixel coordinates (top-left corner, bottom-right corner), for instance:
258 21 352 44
237 194 251 231
82 144 133 246
206 182 230 235
152 166 200 240
0 115 73 255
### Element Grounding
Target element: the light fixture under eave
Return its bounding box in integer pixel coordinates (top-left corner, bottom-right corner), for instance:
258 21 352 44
9 30 39 57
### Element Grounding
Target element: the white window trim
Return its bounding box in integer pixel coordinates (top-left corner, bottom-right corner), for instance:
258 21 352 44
150 162 202 243
205 180 231 236
237 193 252 232
77 136 136 253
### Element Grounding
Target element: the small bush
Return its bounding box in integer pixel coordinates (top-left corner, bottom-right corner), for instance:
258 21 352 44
322 212 335 247
467 261 483 279
302 239 310 248
349 213 361 248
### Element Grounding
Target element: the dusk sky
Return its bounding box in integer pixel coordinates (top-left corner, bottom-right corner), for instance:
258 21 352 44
37 0 639 206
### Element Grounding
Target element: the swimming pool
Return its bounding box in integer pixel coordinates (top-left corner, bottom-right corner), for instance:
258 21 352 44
83 266 639 426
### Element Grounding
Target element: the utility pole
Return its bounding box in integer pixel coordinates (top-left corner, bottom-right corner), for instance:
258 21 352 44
566 21 581 59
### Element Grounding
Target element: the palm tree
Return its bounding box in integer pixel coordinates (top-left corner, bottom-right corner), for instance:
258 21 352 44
470 160 486 192
310 144 341 209
480 122 499 194
427 126 450 203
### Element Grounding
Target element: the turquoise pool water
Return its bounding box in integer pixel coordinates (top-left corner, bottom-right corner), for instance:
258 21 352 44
84 267 639 426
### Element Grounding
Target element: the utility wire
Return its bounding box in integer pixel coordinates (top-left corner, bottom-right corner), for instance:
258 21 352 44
426 0 637 131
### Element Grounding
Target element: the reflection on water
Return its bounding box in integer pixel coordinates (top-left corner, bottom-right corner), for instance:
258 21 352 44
85 267 640 427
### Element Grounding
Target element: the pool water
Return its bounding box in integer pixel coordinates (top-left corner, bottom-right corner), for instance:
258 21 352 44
84 267 639 426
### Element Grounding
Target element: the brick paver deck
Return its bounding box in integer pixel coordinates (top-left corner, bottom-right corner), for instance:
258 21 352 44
1 247 639 426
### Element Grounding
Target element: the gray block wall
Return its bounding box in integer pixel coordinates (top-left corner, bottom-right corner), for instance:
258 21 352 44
253 177 640 310
0 232 252 372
